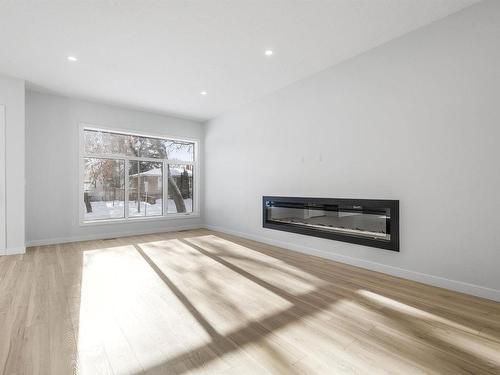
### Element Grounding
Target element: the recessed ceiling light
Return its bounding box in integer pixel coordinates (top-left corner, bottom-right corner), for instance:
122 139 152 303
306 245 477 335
67 56 78 62
200 91 208 96
264 49 274 56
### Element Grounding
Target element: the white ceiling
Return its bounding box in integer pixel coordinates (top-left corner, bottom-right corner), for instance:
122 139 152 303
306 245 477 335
0 0 478 121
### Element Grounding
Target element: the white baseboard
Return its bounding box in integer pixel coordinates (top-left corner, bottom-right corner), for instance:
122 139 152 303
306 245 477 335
2 246 26 255
26 224 203 247
204 224 500 302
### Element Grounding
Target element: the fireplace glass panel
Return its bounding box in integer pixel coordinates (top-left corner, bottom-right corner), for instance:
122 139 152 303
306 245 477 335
266 202 391 241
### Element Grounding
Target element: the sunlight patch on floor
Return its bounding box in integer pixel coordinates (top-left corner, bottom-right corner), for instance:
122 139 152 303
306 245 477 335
73 237 500 375
185 235 324 295
430 328 500 367
357 289 480 335
137 239 294 336
77 244 214 374
354 291 500 368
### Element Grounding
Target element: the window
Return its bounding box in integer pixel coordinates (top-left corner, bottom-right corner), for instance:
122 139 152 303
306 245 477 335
81 127 197 223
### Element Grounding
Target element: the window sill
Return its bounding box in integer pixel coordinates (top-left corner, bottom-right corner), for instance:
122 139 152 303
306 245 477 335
80 213 200 226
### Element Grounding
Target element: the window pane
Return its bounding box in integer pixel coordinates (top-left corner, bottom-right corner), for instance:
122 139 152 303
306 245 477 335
128 161 163 217
128 135 165 159
84 130 134 156
83 158 125 220
84 129 194 161
167 164 193 213
163 140 194 162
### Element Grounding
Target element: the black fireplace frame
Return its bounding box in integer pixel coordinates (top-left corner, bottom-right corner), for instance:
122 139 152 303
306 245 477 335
263 196 399 252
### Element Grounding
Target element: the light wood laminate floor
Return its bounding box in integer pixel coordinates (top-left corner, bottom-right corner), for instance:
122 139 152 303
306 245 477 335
1 229 500 374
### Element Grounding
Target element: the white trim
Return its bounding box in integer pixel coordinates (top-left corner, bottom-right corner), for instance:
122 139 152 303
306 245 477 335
82 153 194 165
80 213 200 226
78 123 200 225
79 124 85 224
3 246 26 255
204 224 500 302
162 161 167 216
125 158 130 219
26 224 203 247
0 105 5 255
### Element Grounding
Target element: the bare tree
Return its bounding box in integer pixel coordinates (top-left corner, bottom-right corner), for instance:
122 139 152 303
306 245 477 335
168 169 186 212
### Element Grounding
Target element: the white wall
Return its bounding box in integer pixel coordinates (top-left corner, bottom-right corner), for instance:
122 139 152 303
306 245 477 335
26 91 204 245
204 1 500 300
0 74 25 254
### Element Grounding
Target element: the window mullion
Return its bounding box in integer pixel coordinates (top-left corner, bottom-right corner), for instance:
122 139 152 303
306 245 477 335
164 161 168 216
125 158 129 219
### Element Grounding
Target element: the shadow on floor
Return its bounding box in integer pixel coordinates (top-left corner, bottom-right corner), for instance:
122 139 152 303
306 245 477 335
129 230 500 375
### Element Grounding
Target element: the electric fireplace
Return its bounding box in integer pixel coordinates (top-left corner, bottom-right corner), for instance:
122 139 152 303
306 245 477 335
263 196 399 251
